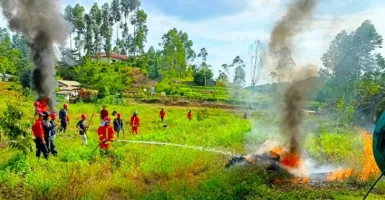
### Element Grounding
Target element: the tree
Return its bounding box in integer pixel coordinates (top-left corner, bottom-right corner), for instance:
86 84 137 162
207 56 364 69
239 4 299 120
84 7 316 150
111 0 122 48
217 70 228 82
101 3 113 59
147 46 161 79
64 5 75 49
130 9 148 56
321 20 383 105
249 40 266 98
159 28 195 78
198 48 208 61
90 3 103 55
72 4 86 57
193 48 213 86
12 34 30 58
231 56 246 87
84 14 93 56
275 47 295 82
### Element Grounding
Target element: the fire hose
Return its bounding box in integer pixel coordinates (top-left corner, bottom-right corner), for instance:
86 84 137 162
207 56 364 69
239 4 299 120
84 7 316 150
362 170 385 200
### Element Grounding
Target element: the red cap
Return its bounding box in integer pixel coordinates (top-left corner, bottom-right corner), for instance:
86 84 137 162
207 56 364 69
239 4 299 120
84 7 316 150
34 101 40 107
104 117 111 122
81 114 86 119
63 103 68 108
50 113 57 119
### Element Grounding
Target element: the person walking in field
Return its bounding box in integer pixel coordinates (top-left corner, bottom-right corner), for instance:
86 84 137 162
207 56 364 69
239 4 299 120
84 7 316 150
42 112 57 156
97 117 116 153
113 113 124 138
77 114 88 145
160 108 166 122
130 111 140 135
58 104 69 134
100 105 109 125
32 112 49 159
187 110 193 120
49 113 58 140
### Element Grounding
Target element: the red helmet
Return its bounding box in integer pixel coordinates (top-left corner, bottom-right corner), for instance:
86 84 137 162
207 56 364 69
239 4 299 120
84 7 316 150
104 117 111 122
81 114 86 119
34 101 40 107
63 103 68 108
117 113 121 118
50 113 57 119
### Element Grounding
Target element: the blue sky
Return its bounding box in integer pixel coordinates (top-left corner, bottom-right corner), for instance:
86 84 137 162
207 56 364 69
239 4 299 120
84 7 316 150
1 0 385 85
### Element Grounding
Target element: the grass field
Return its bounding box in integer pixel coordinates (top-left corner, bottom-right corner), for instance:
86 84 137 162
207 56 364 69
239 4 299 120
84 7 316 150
1 84 385 199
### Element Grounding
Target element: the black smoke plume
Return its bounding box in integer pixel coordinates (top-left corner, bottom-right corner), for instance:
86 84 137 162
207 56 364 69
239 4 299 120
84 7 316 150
0 0 69 111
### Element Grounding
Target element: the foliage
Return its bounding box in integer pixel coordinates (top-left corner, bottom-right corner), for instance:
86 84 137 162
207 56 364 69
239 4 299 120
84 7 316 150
0 99 33 155
197 109 209 121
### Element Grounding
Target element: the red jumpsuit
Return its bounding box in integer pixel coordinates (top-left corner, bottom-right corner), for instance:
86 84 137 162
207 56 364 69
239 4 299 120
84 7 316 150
187 112 193 120
130 116 140 134
32 119 45 141
160 110 166 122
97 125 115 150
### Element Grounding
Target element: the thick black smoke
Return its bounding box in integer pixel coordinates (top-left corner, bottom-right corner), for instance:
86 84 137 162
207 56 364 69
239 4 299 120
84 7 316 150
0 0 68 111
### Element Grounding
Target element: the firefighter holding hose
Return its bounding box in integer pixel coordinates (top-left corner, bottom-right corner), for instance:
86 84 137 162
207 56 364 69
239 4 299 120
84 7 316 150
32 112 49 159
97 117 116 154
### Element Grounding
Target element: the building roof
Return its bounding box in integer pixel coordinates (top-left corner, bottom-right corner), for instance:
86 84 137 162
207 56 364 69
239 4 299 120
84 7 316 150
58 80 80 87
98 53 128 60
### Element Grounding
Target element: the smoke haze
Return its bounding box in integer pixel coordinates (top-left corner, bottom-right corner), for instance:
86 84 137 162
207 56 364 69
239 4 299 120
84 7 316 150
0 0 69 111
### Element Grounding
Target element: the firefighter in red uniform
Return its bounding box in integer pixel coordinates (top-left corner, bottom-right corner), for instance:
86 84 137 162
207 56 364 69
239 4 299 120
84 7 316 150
32 113 49 159
130 111 140 135
100 105 109 124
160 108 166 122
97 117 115 153
187 110 193 120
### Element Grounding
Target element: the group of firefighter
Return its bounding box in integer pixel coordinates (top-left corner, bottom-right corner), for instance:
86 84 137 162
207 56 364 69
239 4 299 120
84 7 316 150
31 101 194 159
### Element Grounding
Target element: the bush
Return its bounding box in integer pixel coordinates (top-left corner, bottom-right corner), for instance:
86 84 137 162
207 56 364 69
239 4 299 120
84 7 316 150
197 109 209 121
97 86 109 99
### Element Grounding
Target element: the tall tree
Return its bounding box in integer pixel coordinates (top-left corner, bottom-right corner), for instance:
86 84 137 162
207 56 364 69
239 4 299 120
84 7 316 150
101 3 113 59
111 0 122 48
72 4 86 57
249 40 266 98
64 5 75 49
159 28 195 78
231 56 246 87
130 9 148 56
84 14 93 56
12 34 30 58
193 48 213 86
147 46 161 79
275 47 295 82
90 3 103 55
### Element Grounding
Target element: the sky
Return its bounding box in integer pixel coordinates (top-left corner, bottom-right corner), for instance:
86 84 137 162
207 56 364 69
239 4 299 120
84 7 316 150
1 0 385 85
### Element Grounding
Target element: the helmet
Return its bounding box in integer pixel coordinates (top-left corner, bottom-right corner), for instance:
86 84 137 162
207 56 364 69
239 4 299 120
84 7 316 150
117 113 121 118
104 117 111 122
81 114 86 119
34 101 40 107
133 111 138 115
63 103 68 108
50 113 57 119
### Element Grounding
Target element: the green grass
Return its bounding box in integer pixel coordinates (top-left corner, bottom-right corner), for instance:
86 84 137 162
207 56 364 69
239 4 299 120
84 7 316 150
0 85 384 199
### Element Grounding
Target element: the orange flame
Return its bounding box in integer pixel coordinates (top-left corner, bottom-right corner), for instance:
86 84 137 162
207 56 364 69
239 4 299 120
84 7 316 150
326 169 353 182
271 131 379 184
358 132 380 181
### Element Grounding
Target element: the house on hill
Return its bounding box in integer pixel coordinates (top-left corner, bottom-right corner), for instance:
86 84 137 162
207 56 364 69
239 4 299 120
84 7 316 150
57 80 81 100
92 53 128 63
